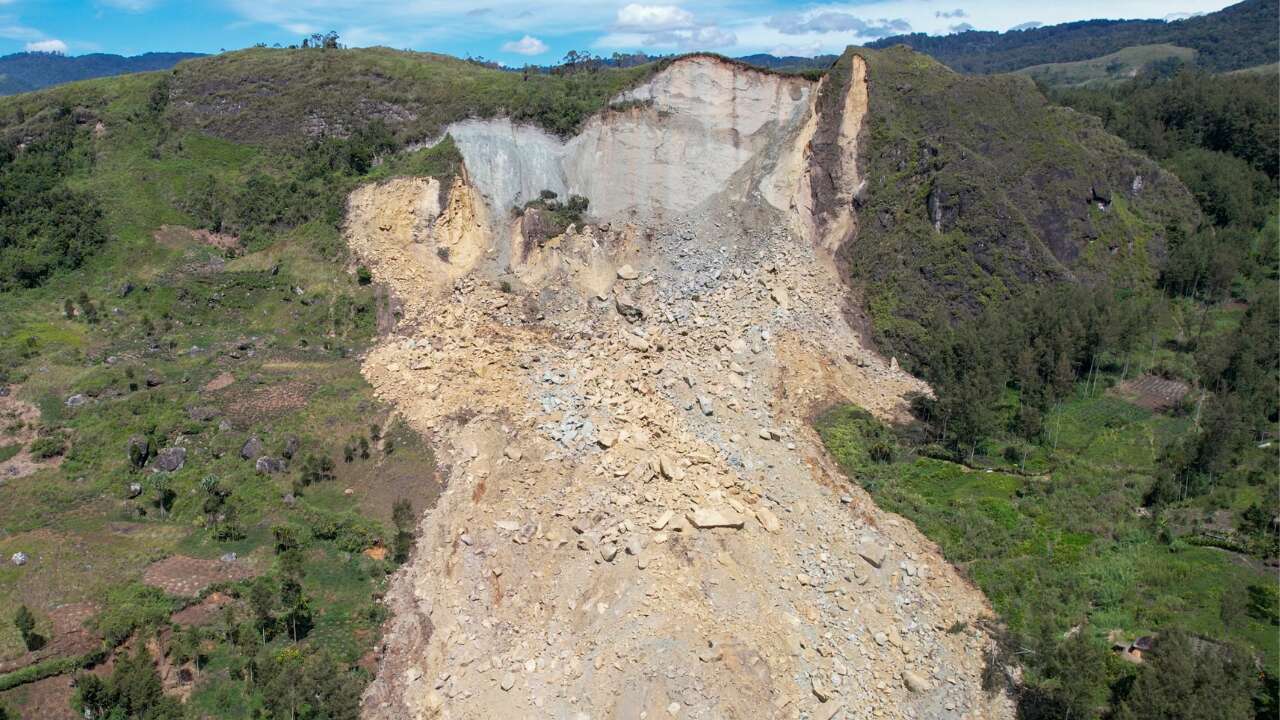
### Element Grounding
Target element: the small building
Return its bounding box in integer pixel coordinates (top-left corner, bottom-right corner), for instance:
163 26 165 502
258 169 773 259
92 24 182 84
1109 632 1156 663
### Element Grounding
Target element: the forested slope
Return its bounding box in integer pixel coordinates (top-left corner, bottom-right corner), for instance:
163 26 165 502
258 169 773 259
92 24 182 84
869 0 1277 74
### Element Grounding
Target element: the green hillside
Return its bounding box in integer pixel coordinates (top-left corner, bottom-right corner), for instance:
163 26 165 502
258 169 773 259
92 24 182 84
1014 44 1198 87
0 47 658 718
870 0 1277 74
838 46 1199 368
823 45 1279 720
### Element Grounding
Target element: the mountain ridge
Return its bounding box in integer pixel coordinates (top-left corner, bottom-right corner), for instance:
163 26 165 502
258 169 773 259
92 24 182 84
868 0 1277 74
0 51 204 95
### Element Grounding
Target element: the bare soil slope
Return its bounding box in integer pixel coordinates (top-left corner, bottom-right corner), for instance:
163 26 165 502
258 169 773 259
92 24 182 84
350 54 1013 720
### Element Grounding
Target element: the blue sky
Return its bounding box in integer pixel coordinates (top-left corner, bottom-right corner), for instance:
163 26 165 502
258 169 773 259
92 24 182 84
0 0 1236 62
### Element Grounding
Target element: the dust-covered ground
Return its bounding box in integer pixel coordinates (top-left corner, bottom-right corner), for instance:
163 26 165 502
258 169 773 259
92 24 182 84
350 55 1014 720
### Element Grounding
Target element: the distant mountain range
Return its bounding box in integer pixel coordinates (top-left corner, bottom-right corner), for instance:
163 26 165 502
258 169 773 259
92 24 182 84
0 51 204 95
868 0 1276 74
0 0 1271 97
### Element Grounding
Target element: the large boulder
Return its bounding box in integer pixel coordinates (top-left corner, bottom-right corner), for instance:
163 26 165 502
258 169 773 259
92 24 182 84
240 436 264 461
187 405 219 422
152 447 187 473
255 456 285 474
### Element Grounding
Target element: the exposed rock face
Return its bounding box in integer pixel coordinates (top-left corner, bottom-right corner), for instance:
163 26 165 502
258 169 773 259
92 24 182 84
353 53 1012 720
449 56 813 220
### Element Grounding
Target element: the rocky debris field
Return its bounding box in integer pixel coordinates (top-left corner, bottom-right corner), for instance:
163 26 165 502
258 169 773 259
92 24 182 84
349 176 1011 719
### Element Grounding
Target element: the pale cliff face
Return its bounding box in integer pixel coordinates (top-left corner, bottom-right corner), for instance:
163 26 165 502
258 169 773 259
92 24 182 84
448 56 814 221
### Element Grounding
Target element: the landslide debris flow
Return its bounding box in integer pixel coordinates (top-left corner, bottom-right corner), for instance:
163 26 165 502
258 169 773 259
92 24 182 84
350 55 1013 720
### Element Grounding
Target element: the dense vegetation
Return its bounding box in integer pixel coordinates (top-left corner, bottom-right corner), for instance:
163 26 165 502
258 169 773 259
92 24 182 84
0 61 452 718
825 46 1279 720
870 0 1277 74
164 46 657 146
0 111 107 290
841 46 1198 368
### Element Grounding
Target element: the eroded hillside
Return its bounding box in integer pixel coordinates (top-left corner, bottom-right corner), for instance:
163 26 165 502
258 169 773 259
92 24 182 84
350 53 1013 720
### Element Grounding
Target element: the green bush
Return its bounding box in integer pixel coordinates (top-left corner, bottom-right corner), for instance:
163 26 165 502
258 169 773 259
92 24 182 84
93 584 178 648
28 434 65 459
0 114 107 290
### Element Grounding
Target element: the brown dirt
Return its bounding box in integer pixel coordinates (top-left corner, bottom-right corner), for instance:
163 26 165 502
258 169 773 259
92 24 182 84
0 673 79 720
154 224 241 253
1111 374 1191 412
220 380 311 426
170 591 237 627
353 159 1005 720
0 389 57 482
141 555 258 598
202 371 236 393
0 602 101 674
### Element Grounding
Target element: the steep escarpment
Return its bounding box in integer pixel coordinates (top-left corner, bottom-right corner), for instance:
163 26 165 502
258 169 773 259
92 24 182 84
450 56 813 220
354 54 1014 720
837 46 1199 367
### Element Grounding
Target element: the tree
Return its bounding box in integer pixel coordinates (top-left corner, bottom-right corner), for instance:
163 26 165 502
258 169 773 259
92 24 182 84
148 474 175 516
74 644 183 719
392 498 415 563
13 605 41 651
170 625 205 675
1018 628 1109 720
280 576 312 641
298 454 335 487
248 576 277 641
273 524 300 555
1117 630 1257 720
259 648 362 720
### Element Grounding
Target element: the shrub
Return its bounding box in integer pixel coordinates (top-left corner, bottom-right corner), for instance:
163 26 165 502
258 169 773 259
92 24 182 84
28 434 65 459
93 584 176 648
298 453 336 486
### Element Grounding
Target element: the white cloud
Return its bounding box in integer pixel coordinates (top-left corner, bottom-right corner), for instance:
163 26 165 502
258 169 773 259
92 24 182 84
614 4 695 31
26 38 68 53
597 2 736 51
208 0 1241 58
501 34 548 55
99 0 160 11
0 22 42 41
767 11 910 37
